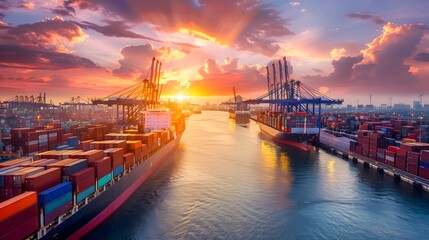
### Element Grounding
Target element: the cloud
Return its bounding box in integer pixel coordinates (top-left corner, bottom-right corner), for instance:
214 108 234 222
6 16 86 52
414 52 429 62
113 44 187 78
64 0 294 56
51 0 76 17
302 22 426 95
172 57 267 96
20 2 35 10
0 17 98 70
0 45 97 70
330 48 347 60
347 13 385 25
76 20 163 42
289 2 300 7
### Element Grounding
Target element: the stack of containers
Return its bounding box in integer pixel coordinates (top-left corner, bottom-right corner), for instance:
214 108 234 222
24 168 61 192
123 153 135 171
70 167 95 203
376 148 386 163
48 129 59 150
0 167 22 202
419 150 429 180
38 182 73 225
0 192 39 239
38 130 49 153
10 128 36 155
126 140 142 163
90 157 112 189
395 148 407 170
385 149 396 167
61 133 73 145
406 151 420 175
370 131 387 160
47 159 88 182
80 140 93 151
104 148 124 177
1 167 44 201
362 135 370 157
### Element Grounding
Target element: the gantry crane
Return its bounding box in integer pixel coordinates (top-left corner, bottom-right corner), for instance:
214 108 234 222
244 57 343 129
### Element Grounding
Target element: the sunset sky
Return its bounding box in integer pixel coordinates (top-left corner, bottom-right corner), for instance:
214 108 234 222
0 0 428 105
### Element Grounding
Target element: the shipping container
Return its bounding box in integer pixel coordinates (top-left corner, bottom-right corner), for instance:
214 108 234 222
24 168 61 192
38 182 72 208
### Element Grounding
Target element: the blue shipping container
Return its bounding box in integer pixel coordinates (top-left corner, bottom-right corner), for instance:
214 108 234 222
44 192 73 214
76 185 95 203
113 165 124 177
63 159 88 177
420 161 429 168
38 182 73 207
97 173 112 189
67 136 79 147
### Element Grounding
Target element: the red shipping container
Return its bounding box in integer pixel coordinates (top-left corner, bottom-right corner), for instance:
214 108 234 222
377 148 386 163
90 157 112 178
419 167 429 180
24 168 61 192
395 157 406 171
406 163 419 175
0 204 37 231
123 153 135 170
385 150 396 167
104 148 124 168
421 150 429 163
387 146 399 152
407 151 420 165
134 147 142 162
0 215 39 240
70 167 95 193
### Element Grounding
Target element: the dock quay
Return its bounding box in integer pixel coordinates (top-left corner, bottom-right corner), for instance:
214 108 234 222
319 130 429 192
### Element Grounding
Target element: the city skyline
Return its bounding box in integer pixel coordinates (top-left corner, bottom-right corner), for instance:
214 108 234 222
0 0 428 105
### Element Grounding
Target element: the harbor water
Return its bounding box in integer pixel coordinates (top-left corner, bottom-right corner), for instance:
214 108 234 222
85 111 429 239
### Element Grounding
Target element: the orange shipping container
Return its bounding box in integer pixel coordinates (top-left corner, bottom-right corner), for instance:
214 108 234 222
0 192 37 222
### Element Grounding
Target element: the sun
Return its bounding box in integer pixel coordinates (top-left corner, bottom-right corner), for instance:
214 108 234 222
177 94 185 101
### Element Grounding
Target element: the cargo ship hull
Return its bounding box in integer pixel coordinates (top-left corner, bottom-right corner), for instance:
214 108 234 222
41 133 183 239
257 121 315 151
229 110 250 124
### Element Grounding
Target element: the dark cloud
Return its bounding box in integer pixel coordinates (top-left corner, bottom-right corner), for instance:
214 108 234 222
0 17 98 70
312 68 323 74
347 13 385 25
76 20 162 42
65 0 294 56
302 23 426 95
51 0 76 17
414 52 429 62
0 12 5 20
0 45 97 70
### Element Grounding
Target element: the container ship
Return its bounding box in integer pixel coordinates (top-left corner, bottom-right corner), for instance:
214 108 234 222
319 111 429 183
227 87 250 124
0 110 185 240
246 57 343 151
256 111 319 151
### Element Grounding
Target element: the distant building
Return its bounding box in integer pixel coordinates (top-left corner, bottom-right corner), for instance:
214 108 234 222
392 103 411 111
413 100 422 109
